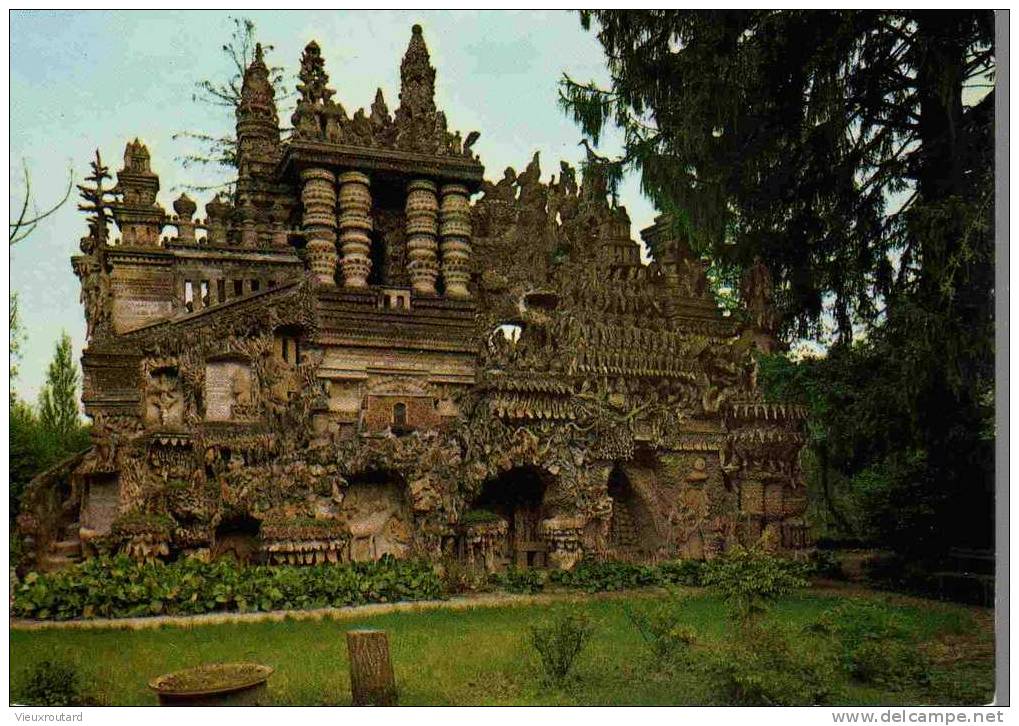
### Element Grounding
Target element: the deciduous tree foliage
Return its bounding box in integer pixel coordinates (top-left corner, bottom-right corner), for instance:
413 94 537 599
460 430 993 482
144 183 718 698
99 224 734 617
175 16 289 187
563 11 995 557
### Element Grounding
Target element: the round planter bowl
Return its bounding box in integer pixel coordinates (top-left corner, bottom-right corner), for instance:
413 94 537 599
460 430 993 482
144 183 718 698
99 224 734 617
149 662 274 706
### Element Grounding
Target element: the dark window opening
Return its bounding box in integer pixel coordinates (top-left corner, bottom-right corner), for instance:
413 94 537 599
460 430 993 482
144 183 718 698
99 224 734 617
234 279 244 297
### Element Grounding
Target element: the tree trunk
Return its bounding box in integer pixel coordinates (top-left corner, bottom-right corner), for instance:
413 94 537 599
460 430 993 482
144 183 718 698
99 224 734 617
346 629 398 706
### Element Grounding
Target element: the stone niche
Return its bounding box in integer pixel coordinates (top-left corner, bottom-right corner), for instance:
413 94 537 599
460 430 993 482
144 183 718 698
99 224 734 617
328 379 363 423
80 474 120 537
144 366 183 426
204 359 256 422
340 472 413 561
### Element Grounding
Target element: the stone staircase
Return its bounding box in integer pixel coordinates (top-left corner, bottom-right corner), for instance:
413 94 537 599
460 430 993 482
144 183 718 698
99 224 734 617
38 521 83 572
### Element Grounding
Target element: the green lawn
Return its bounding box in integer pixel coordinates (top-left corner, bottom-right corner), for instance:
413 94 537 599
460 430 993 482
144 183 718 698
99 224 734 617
10 588 994 706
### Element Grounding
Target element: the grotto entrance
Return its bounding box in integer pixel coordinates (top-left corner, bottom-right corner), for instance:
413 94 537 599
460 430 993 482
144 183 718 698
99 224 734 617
472 465 553 569
212 514 262 564
607 463 660 559
340 470 413 562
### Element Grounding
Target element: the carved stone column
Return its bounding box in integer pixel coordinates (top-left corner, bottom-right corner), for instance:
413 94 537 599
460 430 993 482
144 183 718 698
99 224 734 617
301 168 338 285
439 183 472 299
241 214 258 247
338 171 373 288
405 179 439 295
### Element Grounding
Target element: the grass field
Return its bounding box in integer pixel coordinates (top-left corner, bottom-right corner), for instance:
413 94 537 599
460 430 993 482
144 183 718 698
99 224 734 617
9 588 994 706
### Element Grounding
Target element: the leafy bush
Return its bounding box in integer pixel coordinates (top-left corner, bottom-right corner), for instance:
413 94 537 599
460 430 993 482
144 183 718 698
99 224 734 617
529 612 594 685
490 566 546 594
624 599 697 667
18 660 88 706
808 549 844 579
548 559 660 592
657 558 706 586
849 640 931 691
13 555 443 620
809 599 929 690
706 622 841 705
701 546 808 623
459 509 503 525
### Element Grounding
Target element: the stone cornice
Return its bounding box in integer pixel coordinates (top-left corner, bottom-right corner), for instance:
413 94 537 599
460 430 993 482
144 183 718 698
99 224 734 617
279 139 485 191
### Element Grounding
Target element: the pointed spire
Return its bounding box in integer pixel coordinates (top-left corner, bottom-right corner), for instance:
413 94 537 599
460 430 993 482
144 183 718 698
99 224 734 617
398 23 436 119
370 87 390 125
296 40 335 106
237 42 279 128
236 41 281 194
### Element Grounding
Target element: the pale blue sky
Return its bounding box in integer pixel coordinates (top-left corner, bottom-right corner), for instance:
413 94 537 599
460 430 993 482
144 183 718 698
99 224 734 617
10 10 656 403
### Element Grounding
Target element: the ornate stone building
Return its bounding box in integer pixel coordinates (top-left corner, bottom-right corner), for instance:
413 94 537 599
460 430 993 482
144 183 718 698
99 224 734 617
19 25 808 572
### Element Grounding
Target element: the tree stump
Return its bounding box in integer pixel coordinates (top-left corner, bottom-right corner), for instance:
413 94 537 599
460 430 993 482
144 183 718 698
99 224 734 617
346 629 398 706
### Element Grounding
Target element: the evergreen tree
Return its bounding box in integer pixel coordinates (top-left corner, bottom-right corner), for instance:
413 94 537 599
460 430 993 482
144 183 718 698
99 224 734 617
562 11 995 557
38 332 81 439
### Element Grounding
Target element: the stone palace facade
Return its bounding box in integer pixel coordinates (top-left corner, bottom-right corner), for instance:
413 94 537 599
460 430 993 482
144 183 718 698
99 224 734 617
18 25 809 572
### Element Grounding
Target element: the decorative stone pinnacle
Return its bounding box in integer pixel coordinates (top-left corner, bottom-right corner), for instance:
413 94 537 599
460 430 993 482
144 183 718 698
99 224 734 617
173 193 197 220
123 138 152 174
296 40 335 106
398 23 436 118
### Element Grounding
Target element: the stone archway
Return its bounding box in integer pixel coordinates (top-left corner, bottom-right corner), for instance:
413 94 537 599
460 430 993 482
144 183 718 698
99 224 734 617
340 470 413 562
607 462 661 560
471 465 554 569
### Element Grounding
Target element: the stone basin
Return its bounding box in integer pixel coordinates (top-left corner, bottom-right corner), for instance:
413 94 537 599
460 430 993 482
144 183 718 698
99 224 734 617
148 662 274 706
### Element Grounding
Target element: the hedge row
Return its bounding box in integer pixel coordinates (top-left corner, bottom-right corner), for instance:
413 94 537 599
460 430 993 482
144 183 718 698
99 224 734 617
493 556 812 594
13 552 814 621
13 555 444 621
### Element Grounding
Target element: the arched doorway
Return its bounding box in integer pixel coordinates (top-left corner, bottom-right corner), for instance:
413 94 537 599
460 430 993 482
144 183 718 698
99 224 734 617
472 466 552 569
212 514 262 563
340 470 413 562
607 463 660 559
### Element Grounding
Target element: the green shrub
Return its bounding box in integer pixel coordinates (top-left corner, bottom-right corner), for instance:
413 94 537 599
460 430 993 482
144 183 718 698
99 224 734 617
13 554 444 621
657 559 706 586
529 612 594 685
706 622 841 705
808 549 844 579
849 640 931 690
548 559 660 592
624 599 697 668
810 599 929 690
490 566 546 594
18 660 88 706
702 546 808 623
459 509 503 525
